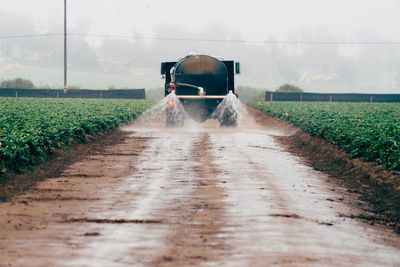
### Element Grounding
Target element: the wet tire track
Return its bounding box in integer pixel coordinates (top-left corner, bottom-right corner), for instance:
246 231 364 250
211 131 400 266
158 133 229 266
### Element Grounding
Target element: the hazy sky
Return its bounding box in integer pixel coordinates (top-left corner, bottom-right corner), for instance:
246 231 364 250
1 0 400 92
1 0 399 43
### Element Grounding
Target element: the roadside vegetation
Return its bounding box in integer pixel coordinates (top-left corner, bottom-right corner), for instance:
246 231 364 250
0 98 153 173
251 101 400 170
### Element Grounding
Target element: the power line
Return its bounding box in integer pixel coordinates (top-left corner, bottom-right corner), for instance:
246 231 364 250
1 32 400 45
0 33 62 39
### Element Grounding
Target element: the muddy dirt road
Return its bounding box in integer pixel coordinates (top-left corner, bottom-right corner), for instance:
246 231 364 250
1 108 400 266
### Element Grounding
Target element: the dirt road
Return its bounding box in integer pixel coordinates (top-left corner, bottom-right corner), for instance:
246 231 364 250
1 108 400 266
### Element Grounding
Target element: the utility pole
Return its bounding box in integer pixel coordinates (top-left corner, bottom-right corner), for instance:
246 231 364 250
63 0 67 93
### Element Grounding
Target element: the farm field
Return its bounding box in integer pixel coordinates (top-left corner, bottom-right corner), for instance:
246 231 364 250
0 98 153 173
250 101 400 170
1 99 400 265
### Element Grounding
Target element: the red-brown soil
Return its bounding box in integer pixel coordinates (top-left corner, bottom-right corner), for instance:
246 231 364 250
248 106 400 233
0 129 129 201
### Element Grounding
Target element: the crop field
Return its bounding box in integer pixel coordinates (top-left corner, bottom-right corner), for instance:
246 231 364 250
251 101 400 170
2 97 400 265
0 98 153 173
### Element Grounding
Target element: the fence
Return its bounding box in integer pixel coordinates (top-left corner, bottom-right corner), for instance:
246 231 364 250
0 88 146 99
265 92 400 103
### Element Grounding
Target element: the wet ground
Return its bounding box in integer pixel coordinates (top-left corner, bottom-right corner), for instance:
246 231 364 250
1 108 400 266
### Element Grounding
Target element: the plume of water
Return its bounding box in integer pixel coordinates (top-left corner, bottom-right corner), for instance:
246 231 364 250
212 91 241 127
139 92 188 126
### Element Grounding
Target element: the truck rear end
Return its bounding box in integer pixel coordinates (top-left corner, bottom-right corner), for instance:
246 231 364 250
161 54 240 126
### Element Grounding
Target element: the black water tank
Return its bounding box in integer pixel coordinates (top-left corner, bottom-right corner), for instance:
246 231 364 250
174 55 228 95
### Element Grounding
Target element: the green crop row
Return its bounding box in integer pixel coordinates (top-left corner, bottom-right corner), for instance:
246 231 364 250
251 101 400 170
0 98 154 173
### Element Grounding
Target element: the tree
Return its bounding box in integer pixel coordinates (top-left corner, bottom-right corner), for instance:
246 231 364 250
276 84 303 92
0 78 35 89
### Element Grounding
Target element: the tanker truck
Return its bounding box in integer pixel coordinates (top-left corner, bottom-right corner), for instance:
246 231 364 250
161 54 240 127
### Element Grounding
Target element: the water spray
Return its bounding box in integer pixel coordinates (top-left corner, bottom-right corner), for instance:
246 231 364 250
139 92 188 127
212 91 240 127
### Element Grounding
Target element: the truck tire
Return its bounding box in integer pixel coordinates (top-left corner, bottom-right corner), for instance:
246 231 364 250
218 106 237 127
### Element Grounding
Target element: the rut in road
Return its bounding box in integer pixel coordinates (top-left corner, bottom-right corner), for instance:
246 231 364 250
159 133 230 264
1 110 400 266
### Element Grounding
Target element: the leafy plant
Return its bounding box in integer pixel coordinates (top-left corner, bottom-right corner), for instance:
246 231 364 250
251 101 400 170
0 98 154 173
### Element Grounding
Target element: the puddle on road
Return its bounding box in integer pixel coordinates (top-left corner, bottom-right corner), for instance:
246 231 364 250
65 218 164 224
269 213 302 219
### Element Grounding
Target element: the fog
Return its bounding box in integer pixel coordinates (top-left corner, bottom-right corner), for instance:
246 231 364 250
0 0 399 93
